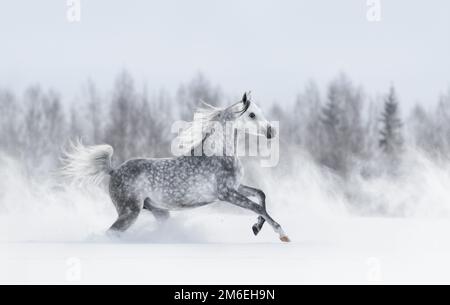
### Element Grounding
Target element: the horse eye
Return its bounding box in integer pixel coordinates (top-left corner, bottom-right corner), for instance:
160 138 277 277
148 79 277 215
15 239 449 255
249 112 256 119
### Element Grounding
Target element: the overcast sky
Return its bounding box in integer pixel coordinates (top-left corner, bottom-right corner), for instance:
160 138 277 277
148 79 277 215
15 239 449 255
0 0 449 108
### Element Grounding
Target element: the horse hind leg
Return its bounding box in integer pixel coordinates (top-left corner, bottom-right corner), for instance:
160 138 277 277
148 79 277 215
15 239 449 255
108 198 142 233
143 197 170 222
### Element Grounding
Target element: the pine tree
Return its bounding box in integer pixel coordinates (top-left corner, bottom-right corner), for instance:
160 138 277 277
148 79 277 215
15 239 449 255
320 83 343 172
321 86 340 130
379 86 403 155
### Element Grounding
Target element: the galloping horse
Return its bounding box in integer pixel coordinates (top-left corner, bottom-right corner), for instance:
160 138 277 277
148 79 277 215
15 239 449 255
62 93 290 242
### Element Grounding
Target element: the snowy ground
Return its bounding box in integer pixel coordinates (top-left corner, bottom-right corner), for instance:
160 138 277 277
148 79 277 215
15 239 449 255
2 213 450 284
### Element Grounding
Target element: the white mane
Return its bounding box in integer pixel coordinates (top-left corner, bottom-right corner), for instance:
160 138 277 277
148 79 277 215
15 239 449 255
174 97 251 155
176 101 226 155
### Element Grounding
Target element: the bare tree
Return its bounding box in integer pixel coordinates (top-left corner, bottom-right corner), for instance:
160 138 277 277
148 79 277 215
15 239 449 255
21 87 66 172
128 88 172 158
319 74 364 176
408 104 441 154
176 73 222 121
432 88 450 153
292 81 322 151
84 80 103 144
0 89 21 156
69 103 84 140
104 71 138 162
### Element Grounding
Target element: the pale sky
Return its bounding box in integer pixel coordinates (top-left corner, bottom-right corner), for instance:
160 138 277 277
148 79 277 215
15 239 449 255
0 0 449 108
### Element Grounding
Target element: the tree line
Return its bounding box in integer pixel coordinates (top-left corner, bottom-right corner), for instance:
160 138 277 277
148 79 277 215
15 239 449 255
0 71 449 179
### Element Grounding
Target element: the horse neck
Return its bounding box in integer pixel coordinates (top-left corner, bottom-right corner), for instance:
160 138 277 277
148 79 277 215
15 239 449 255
222 119 240 159
202 118 240 160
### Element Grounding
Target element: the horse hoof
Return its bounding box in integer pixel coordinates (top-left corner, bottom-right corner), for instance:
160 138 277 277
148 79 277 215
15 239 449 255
252 224 261 236
280 236 291 243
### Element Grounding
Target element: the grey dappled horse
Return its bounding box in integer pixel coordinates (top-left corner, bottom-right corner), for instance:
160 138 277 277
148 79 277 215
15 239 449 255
62 93 290 242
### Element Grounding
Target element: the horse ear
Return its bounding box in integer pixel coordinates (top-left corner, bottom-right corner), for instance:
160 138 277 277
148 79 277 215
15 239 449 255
242 93 247 104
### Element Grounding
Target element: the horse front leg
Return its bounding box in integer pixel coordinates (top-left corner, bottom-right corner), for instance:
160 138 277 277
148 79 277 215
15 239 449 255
219 188 290 242
238 185 267 236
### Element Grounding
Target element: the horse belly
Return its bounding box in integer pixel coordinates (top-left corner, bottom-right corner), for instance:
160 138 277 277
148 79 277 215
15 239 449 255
135 166 217 210
149 191 216 210
143 176 217 210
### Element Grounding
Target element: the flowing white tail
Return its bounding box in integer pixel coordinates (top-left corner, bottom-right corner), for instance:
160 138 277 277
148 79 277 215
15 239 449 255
61 140 114 185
